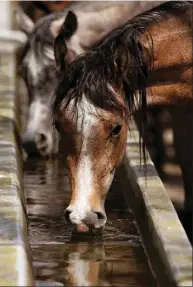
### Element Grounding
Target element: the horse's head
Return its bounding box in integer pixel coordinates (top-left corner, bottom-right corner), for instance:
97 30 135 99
15 8 78 157
55 95 128 230
53 36 132 231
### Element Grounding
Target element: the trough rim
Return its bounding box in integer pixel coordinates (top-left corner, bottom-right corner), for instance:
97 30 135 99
119 119 192 287
0 40 34 286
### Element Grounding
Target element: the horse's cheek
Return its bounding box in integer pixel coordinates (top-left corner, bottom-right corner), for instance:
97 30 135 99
111 138 126 166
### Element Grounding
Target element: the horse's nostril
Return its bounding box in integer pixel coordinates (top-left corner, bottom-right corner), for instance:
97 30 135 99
64 209 71 222
37 133 47 143
35 133 50 154
22 133 38 155
94 211 106 220
40 133 46 142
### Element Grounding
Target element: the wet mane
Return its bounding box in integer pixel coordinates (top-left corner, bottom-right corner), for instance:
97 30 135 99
53 1 191 114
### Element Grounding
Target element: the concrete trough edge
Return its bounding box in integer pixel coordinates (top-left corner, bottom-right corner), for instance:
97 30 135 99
0 47 34 286
118 119 192 287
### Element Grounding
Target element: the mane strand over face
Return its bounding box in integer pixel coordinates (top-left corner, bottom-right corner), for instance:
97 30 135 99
53 1 192 162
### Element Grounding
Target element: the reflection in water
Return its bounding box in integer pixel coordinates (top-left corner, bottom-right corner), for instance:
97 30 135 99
32 242 156 287
66 243 104 286
24 158 157 286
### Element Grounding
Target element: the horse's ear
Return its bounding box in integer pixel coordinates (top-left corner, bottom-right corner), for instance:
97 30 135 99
50 11 78 38
54 11 77 73
14 7 34 35
62 11 78 37
113 44 127 74
54 33 68 73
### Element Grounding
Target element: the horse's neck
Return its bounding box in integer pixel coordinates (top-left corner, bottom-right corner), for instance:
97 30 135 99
145 9 192 106
68 1 164 54
147 8 191 64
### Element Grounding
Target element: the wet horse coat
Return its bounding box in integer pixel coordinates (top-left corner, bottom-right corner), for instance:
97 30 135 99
53 2 192 234
16 1 163 156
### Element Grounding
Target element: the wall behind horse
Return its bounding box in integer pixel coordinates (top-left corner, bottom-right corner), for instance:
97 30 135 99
0 1 11 29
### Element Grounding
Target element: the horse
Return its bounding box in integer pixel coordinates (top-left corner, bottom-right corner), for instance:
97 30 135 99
15 1 163 157
53 1 192 237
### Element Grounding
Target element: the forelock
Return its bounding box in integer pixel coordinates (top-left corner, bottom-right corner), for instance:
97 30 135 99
53 49 127 119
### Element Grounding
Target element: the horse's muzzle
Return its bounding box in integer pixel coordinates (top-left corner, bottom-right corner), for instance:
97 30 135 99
64 207 107 231
22 130 53 157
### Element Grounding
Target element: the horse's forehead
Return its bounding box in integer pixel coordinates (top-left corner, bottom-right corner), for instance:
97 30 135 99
63 96 99 133
24 46 54 65
23 50 42 82
23 42 54 83
61 94 123 135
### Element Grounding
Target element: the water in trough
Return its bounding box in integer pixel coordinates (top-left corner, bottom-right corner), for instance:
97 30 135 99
24 158 157 287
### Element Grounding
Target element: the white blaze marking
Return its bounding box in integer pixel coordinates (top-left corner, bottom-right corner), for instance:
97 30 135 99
26 51 42 84
69 96 97 224
26 100 47 134
24 49 53 85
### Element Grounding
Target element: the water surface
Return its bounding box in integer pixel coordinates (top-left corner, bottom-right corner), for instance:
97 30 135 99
24 158 157 286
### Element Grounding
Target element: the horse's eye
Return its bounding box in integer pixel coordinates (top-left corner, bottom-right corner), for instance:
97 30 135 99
111 124 122 137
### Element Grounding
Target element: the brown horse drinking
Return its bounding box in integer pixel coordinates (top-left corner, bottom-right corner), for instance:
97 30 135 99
53 2 192 233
